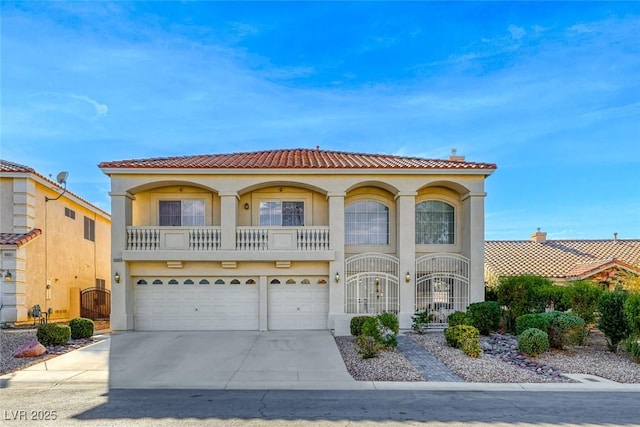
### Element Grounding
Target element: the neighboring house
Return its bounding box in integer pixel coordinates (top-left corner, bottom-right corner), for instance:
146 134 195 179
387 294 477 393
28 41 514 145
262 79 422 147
484 229 640 288
99 148 496 334
0 160 111 325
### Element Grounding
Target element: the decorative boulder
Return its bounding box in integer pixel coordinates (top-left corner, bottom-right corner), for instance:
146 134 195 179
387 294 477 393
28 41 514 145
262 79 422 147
14 340 46 358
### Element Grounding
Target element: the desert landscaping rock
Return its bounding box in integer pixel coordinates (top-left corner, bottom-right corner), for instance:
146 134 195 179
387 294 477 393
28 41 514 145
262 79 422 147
13 339 46 358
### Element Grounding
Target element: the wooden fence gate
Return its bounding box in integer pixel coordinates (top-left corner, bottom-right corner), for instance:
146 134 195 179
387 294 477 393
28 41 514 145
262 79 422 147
80 287 111 320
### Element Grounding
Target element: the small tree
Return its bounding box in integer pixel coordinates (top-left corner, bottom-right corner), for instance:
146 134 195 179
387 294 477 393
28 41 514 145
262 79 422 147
497 275 554 331
563 280 603 325
597 289 629 352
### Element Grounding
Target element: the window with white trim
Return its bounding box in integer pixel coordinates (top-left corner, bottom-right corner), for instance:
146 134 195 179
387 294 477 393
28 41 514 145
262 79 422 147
415 200 455 244
83 216 95 241
345 200 389 245
159 200 205 226
259 201 304 226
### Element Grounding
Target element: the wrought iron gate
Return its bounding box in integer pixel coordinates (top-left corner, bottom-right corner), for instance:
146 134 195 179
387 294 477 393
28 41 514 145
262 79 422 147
345 253 399 314
415 253 469 327
80 287 111 320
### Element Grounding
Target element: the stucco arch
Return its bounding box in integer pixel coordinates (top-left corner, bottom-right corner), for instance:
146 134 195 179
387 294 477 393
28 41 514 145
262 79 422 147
237 180 328 197
125 179 219 195
344 180 400 196
416 180 471 196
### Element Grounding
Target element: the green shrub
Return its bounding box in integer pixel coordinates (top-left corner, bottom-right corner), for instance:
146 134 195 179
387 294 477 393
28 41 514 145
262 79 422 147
447 311 470 327
69 317 94 339
543 311 585 349
411 309 434 334
598 289 629 352
466 301 502 335
377 312 399 348
515 313 550 336
377 312 399 335
356 335 382 359
460 335 482 358
485 286 498 302
624 335 640 363
444 324 480 350
624 293 640 335
361 317 382 342
36 323 71 346
350 316 372 336
497 275 555 332
518 328 550 356
563 280 603 325
542 285 570 312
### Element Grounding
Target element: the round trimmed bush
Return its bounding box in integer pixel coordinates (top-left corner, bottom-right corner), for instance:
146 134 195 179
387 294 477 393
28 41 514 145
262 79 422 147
361 317 382 343
515 313 550 336
37 323 71 346
466 301 502 335
69 317 94 339
543 311 585 349
447 311 470 328
350 316 372 336
445 324 479 348
518 328 550 356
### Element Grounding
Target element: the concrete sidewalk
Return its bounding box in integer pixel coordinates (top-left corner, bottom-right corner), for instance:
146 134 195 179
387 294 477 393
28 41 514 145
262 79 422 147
1 332 639 392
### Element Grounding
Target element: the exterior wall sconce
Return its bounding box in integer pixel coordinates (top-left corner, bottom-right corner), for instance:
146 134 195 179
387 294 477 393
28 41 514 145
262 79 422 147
4 271 12 281
405 272 411 283
114 272 121 283
243 203 250 210
334 272 340 283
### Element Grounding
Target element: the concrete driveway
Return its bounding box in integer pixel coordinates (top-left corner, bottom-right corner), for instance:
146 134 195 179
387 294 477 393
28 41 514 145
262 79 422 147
108 330 359 389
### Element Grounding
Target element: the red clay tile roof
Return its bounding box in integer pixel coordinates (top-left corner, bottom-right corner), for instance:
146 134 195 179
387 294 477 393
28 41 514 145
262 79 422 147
0 229 42 247
485 239 640 281
98 148 497 170
0 159 110 218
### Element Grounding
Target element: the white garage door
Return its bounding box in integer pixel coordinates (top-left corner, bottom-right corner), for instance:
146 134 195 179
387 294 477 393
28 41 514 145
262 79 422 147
134 278 259 331
268 278 329 330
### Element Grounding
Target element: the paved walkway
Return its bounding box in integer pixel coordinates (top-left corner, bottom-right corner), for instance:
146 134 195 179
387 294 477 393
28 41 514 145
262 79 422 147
397 335 463 382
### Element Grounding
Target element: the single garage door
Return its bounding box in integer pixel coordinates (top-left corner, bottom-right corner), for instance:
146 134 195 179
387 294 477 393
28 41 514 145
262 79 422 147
134 277 259 331
268 277 329 330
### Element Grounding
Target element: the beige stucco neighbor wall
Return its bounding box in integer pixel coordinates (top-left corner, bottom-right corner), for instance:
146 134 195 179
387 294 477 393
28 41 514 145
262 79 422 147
105 167 491 333
0 173 111 325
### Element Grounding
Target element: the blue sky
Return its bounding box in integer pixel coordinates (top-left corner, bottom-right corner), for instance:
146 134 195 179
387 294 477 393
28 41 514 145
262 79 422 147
1 1 639 240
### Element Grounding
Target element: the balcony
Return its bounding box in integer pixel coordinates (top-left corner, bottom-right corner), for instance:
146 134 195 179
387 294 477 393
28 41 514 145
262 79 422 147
125 226 331 258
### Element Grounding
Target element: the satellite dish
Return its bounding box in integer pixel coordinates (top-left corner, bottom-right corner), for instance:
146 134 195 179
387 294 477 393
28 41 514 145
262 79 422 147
56 171 69 185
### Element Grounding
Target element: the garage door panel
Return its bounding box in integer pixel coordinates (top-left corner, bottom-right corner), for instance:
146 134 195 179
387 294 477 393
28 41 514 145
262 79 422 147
134 280 258 331
268 282 328 330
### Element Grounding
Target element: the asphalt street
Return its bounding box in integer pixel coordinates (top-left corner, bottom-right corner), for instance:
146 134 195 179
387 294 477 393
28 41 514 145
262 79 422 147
1 385 639 426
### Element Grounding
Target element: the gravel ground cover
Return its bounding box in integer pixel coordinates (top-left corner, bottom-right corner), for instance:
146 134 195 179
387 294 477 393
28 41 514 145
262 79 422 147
0 322 109 375
336 330 640 383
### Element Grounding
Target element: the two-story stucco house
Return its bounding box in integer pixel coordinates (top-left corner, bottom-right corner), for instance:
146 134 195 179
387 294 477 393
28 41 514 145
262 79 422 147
0 159 111 325
99 148 496 335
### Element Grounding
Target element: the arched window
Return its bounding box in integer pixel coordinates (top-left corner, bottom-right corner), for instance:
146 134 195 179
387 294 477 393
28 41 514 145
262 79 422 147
415 201 455 244
345 200 389 245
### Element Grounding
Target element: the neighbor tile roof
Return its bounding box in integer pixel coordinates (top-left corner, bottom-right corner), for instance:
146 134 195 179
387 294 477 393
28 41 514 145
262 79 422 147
484 239 640 280
0 229 42 247
98 148 497 170
0 159 110 218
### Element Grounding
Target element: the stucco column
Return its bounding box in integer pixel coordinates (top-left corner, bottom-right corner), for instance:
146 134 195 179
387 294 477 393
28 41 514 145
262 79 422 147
463 192 487 304
327 193 346 334
109 191 134 331
259 275 268 331
219 192 238 251
396 192 416 330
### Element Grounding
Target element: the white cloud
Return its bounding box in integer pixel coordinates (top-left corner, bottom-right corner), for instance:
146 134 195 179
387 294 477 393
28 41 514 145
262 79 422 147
507 24 526 40
69 94 108 117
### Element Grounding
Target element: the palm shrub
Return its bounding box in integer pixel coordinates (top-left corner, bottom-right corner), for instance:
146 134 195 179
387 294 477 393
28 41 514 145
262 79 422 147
563 280 603 326
69 317 94 339
597 289 629 352
497 275 554 332
515 313 550 336
518 328 550 356
466 301 501 335
356 335 382 359
543 311 585 349
37 323 71 346
411 309 434 334
350 316 372 336
624 293 640 335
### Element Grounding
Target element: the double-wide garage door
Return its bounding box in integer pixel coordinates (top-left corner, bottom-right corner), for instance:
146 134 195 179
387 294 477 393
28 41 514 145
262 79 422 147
134 277 328 331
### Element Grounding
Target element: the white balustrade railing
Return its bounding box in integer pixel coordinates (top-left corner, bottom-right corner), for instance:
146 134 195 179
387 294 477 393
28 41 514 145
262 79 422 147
126 226 329 251
126 226 221 251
